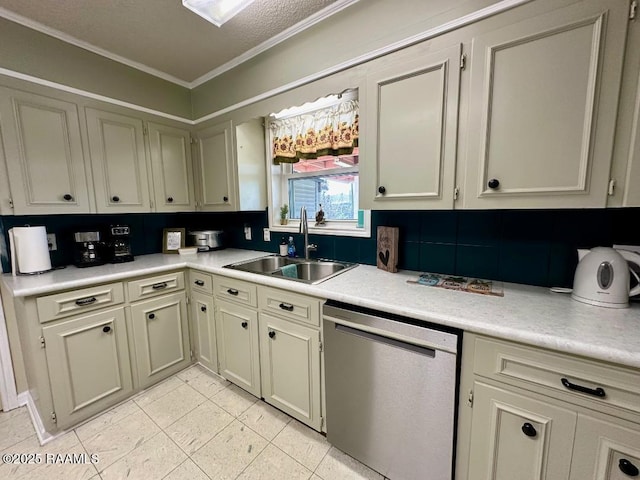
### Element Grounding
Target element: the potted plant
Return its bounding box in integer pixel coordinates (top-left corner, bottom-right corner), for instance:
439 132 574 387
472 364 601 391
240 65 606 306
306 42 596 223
280 204 289 225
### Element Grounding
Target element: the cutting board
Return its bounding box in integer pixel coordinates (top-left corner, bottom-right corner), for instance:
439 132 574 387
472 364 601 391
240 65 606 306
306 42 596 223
377 226 399 273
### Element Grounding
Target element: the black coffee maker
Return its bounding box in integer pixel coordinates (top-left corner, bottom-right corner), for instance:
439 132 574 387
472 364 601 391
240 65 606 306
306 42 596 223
105 225 134 263
73 231 105 267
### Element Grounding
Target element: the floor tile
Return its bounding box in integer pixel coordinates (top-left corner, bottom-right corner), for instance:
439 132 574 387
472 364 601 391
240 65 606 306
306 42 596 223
176 365 207 382
0 406 30 425
140 383 207 429
272 420 331 471
80 409 161 471
75 400 141 443
191 420 267 480
0 407 35 451
164 400 234 455
210 384 257 417
315 447 384 480
236 444 312 480
183 369 230 398
100 432 186 480
163 459 210 480
134 376 184 408
238 401 290 441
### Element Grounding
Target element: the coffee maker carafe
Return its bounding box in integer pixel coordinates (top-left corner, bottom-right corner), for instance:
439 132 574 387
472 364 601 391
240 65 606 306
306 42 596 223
73 231 105 267
106 225 134 263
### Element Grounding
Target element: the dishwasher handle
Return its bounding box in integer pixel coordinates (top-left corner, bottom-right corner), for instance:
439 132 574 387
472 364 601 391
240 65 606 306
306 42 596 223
335 323 436 358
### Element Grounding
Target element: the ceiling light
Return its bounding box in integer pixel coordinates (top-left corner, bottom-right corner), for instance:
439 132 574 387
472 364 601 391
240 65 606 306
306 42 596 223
182 0 255 27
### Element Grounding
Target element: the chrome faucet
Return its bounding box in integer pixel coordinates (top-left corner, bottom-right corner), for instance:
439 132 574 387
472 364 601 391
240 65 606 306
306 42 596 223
299 206 317 260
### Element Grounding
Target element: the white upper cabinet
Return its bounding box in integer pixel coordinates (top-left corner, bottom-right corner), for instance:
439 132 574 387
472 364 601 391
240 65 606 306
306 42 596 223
0 88 91 214
361 44 461 210
85 108 151 213
147 122 195 212
460 0 628 209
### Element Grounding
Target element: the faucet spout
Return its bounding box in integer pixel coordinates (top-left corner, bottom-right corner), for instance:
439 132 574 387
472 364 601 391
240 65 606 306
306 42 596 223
299 206 317 260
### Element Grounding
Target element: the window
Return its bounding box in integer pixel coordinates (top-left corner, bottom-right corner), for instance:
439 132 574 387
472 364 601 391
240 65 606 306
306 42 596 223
266 91 370 237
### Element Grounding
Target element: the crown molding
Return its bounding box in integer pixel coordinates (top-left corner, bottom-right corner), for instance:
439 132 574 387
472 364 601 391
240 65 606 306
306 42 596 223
0 6 192 88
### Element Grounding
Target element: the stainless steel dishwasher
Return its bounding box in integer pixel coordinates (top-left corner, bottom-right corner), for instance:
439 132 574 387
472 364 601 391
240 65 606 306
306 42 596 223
323 301 460 480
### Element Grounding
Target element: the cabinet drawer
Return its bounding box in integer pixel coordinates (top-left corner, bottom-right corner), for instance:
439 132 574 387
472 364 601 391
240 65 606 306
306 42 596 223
474 336 640 415
190 271 213 294
127 271 184 302
37 282 125 323
213 276 257 307
258 286 321 327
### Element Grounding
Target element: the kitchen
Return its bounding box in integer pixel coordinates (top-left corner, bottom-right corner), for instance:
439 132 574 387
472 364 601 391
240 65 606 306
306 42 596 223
1 0 640 479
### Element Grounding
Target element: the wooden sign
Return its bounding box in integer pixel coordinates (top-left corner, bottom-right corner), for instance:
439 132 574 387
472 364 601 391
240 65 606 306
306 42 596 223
377 226 399 273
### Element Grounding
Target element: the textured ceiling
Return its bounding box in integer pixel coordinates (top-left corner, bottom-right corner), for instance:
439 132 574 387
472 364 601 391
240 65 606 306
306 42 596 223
0 0 341 85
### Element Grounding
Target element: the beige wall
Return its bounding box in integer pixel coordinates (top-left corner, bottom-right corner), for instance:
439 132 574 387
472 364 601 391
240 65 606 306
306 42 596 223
191 0 502 118
0 18 192 119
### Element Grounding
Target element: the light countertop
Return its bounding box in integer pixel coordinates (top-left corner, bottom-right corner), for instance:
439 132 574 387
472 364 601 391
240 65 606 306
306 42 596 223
2 249 639 369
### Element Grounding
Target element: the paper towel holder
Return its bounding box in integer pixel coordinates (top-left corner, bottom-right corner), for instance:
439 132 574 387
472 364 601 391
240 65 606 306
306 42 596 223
8 225 53 276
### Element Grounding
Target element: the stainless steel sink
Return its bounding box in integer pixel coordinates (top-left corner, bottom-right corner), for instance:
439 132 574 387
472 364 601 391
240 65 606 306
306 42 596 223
224 255 357 284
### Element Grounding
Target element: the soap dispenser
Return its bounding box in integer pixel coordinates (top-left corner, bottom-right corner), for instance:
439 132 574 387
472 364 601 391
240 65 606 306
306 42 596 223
279 237 288 256
287 236 296 258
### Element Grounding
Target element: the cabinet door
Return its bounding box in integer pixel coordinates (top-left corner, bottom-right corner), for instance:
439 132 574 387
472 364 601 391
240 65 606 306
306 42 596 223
570 415 640 480
361 44 461 210
194 121 236 211
468 382 576 480
43 307 133 430
147 122 196 212
0 88 91 214
215 299 260 397
190 291 217 373
85 108 151 212
461 0 628 208
259 312 321 430
130 291 191 389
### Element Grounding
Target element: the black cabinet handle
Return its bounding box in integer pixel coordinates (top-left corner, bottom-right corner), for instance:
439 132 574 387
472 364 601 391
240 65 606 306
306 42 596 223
279 303 294 312
112 195 120 202
167 196 174 203
75 297 97 306
223 196 229 202
488 178 500 189
102 325 111 333
521 422 537 437
194 280 205 286
200 305 207 312
63 194 73 201
148 313 155 319
241 321 248 329
378 186 386 194
268 330 276 339
227 288 239 296
152 282 168 290
619 459 639 477
561 377 606 398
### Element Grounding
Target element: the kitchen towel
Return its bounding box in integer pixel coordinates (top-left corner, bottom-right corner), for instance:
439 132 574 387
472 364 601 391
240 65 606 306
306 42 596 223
280 264 298 279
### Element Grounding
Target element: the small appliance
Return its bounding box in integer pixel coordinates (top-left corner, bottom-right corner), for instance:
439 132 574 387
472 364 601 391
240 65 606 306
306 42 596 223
186 230 224 251
571 247 640 308
105 225 134 263
73 231 105 268
8 226 52 275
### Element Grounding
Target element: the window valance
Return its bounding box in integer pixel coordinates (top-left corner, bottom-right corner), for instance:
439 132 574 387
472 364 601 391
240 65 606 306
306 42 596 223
271 99 359 164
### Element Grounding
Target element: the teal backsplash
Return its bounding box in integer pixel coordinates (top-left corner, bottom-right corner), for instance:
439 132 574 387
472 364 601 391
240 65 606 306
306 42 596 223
2 208 639 288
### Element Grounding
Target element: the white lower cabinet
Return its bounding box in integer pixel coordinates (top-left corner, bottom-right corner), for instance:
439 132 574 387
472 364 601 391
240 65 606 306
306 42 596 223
190 291 217 373
130 291 191 389
42 306 133 430
259 312 321 430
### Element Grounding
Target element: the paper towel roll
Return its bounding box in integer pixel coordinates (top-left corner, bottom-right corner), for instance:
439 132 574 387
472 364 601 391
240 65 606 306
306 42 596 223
9 226 52 274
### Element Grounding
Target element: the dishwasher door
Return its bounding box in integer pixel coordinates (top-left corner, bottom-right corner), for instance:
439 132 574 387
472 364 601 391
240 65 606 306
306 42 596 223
323 303 460 480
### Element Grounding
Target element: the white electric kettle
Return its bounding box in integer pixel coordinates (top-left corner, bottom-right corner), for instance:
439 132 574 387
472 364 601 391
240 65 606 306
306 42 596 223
571 247 640 308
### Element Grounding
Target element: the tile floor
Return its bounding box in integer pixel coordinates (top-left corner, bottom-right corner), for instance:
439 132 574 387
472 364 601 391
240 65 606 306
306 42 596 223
0 365 385 479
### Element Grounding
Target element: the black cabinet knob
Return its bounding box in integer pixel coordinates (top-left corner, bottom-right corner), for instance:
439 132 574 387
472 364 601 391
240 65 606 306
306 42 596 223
148 313 155 320
488 178 500 189
167 197 174 203
619 459 639 477
223 196 229 202
241 321 248 329
268 330 276 339
200 305 207 312
63 194 73 201
112 195 120 202
195 280 205 286
378 186 386 194
521 422 537 437
102 325 111 333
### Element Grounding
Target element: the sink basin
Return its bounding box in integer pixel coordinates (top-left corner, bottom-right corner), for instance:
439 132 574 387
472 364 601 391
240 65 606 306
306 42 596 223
224 255 356 284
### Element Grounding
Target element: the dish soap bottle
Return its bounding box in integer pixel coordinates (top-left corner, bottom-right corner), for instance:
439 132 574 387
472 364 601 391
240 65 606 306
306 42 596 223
279 237 288 256
287 236 296 258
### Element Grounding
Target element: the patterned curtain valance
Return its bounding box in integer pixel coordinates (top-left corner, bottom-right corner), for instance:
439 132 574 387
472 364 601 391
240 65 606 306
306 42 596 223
271 99 359 164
